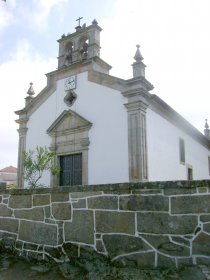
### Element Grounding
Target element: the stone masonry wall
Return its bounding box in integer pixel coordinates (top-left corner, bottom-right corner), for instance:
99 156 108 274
0 180 210 268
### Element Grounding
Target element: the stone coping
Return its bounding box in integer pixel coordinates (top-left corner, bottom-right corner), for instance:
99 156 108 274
1 180 209 195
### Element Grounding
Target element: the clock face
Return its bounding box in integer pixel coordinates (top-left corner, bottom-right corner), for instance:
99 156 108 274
64 75 76 90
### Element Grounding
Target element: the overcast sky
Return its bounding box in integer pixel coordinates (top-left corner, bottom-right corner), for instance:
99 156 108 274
0 0 209 169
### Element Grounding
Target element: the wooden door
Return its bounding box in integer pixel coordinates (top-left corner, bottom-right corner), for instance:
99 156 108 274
60 154 82 186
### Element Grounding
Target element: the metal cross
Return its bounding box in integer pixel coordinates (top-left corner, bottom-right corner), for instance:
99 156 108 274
76 17 83 27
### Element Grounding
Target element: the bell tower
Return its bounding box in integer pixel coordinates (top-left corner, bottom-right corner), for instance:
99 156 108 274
57 19 102 69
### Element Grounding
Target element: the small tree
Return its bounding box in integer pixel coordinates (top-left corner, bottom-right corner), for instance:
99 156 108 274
23 146 60 188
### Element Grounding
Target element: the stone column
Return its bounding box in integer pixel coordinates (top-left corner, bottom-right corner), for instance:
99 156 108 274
125 100 148 182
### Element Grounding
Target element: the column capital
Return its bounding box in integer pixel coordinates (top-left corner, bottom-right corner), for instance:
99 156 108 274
124 100 149 113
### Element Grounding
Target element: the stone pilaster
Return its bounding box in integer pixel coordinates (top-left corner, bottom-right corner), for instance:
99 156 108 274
15 114 28 188
122 45 153 182
125 100 148 182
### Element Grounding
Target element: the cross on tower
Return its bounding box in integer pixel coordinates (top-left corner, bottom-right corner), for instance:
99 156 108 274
76 17 83 27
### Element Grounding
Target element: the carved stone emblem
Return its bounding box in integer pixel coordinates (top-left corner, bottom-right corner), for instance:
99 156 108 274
64 90 77 107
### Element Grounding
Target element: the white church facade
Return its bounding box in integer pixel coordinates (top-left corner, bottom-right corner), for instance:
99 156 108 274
15 20 210 188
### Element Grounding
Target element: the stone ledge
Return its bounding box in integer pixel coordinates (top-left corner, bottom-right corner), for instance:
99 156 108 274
1 180 209 195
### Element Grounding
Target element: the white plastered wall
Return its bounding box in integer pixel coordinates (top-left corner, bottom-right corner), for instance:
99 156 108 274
26 72 129 186
147 108 210 181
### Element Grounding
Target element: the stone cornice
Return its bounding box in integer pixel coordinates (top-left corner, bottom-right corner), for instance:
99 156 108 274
14 59 209 151
15 61 149 121
49 57 111 78
122 89 209 150
88 71 126 91
47 109 92 137
88 71 154 94
122 88 151 99
57 23 103 44
15 108 26 116
92 57 112 71
124 100 149 112
126 76 154 91
149 94 210 150
48 126 92 137
15 84 56 119
15 114 28 123
15 58 112 119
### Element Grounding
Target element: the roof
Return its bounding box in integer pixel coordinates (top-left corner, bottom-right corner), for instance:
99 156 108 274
0 166 17 173
149 94 210 150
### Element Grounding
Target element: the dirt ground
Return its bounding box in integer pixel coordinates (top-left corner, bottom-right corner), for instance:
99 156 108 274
0 251 208 280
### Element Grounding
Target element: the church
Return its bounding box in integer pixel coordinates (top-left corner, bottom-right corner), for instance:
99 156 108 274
15 19 210 188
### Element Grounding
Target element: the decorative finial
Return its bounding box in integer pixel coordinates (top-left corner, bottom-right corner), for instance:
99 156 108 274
92 19 98 25
205 119 209 129
134 44 144 62
27 82 35 96
204 119 210 140
132 44 146 78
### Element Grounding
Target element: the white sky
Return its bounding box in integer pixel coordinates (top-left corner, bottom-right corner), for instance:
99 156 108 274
0 0 209 169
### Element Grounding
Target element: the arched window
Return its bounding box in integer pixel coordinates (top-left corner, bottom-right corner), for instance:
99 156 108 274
79 37 89 59
64 42 74 65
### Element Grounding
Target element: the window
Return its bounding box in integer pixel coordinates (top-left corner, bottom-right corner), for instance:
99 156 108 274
59 154 82 186
64 42 74 65
179 138 185 164
187 167 193 180
79 37 89 59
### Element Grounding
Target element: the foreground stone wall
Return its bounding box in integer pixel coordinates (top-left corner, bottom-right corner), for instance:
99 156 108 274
0 180 210 268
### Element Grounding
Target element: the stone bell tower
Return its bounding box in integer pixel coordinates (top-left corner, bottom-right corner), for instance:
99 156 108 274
57 19 102 69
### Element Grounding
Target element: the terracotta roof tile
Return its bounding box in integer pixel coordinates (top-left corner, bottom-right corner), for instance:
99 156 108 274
0 166 17 173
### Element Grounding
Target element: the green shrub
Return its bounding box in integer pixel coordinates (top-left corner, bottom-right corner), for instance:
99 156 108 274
23 146 60 188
